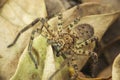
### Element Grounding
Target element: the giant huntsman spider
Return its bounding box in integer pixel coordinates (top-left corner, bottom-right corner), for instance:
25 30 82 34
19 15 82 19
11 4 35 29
7 12 98 80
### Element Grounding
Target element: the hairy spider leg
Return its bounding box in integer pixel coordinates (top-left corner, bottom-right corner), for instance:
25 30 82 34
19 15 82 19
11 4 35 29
48 15 81 80
48 16 85 80
70 50 97 80
7 18 55 69
49 36 98 80
66 16 81 32
7 18 43 48
64 16 98 80
57 13 63 33
27 19 55 69
74 36 98 63
57 13 81 33
75 36 98 49
7 18 44 69
28 28 44 69
69 37 98 80
49 14 98 79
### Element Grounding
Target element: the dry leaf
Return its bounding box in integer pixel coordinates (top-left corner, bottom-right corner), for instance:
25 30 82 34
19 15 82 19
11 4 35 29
97 65 112 78
0 0 46 80
112 53 120 80
82 0 120 11
11 5 120 80
0 0 120 80
45 0 66 18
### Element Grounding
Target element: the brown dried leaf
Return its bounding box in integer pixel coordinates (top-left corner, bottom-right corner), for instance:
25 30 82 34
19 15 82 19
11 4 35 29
112 53 120 80
97 65 112 78
37 3 120 80
82 0 120 11
0 1 120 80
0 0 7 8
45 0 66 18
0 0 46 80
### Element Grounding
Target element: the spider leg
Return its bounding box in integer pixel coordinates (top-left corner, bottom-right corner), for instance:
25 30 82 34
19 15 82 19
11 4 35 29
57 13 81 33
7 16 56 69
69 50 98 80
28 20 55 69
75 49 98 63
28 19 56 69
57 13 63 33
73 36 98 63
28 27 44 69
69 56 79 80
66 16 81 32
75 36 98 49
7 18 42 48
69 36 98 78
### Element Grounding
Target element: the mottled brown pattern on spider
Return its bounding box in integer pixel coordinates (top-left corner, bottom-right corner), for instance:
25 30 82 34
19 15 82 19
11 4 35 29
70 24 94 45
56 24 94 55
49 23 98 80
7 12 98 80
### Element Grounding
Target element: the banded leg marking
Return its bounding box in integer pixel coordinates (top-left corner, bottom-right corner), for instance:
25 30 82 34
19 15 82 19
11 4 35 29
69 56 79 80
28 28 43 69
75 36 98 49
27 21 55 69
57 13 63 33
66 16 81 31
73 49 98 63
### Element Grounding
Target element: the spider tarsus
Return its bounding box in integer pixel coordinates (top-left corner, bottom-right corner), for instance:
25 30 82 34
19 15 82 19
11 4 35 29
7 43 14 48
35 63 38 69
56 53 60 57
93 55 98 64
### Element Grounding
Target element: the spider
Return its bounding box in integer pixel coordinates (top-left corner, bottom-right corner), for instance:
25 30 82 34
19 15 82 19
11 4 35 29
7 13 98 80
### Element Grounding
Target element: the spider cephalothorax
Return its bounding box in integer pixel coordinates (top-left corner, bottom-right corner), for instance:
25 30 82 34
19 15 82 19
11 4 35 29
7 12 98 80
50 33 74 56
